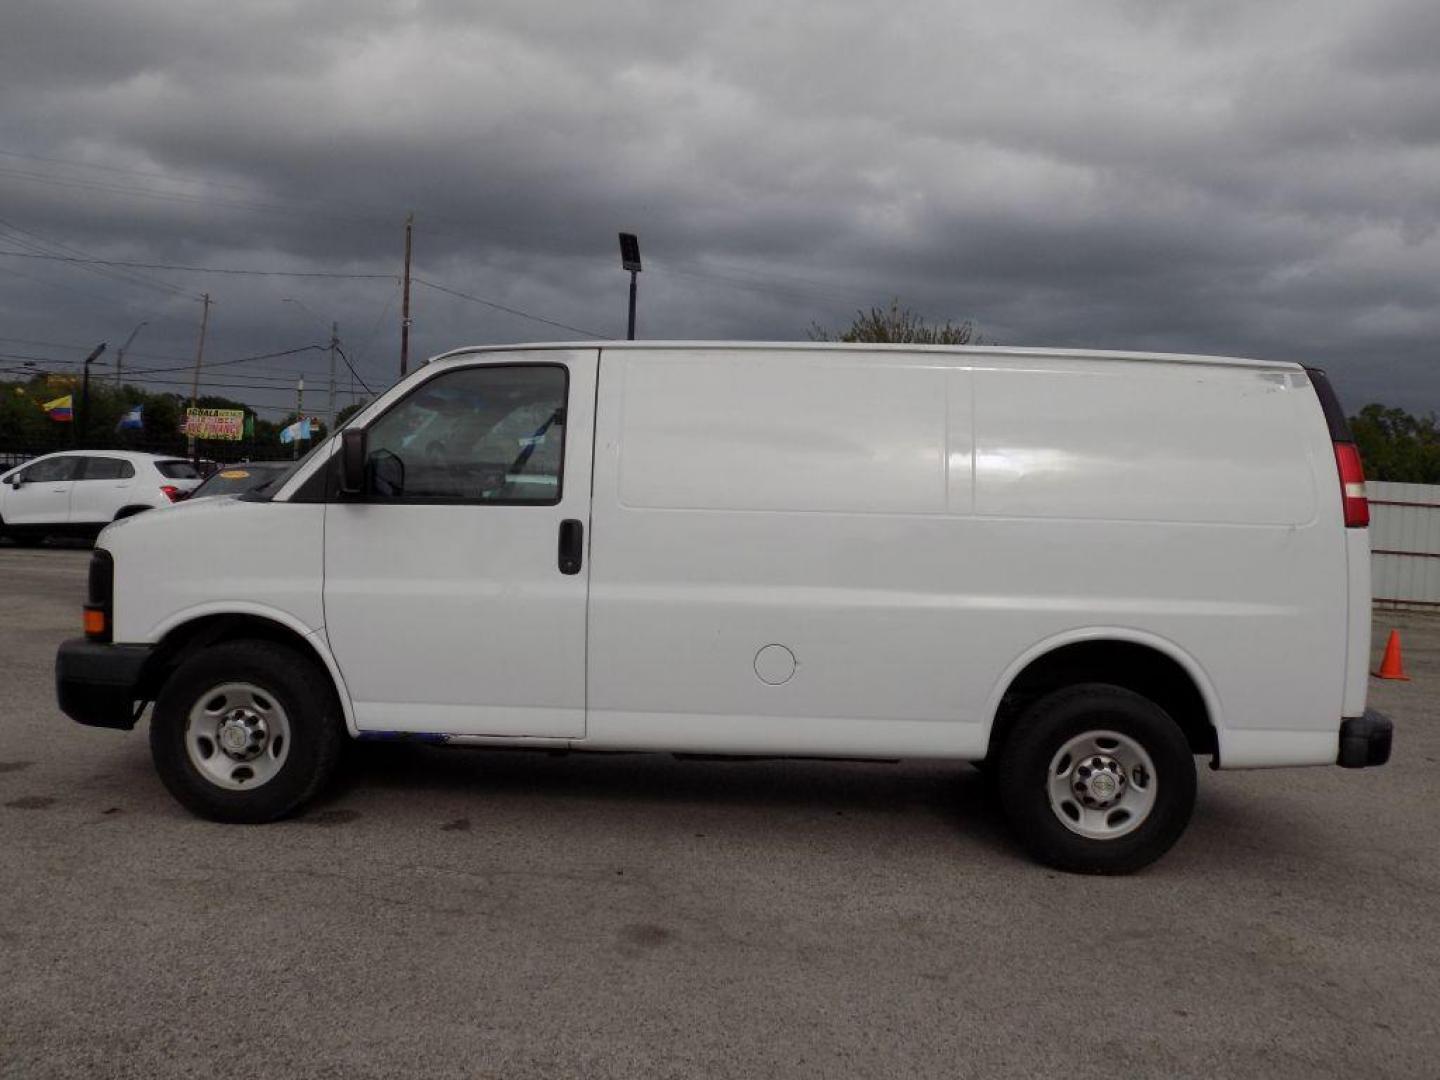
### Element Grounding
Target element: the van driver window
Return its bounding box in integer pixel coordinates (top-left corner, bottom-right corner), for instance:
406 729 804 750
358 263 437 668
362 365 567 503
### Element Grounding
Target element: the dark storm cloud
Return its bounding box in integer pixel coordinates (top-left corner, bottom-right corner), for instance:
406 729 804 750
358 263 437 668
0 0 1436 418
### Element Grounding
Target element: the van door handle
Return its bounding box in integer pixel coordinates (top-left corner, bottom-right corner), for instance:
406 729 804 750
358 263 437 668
557 519 583 575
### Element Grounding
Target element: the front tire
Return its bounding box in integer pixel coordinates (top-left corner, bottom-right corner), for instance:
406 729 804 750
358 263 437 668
997 684 1196 874
150 639 344 823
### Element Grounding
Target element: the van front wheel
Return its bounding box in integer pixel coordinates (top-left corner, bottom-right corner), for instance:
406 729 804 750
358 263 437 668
997 684 1195 874
149 640 343 823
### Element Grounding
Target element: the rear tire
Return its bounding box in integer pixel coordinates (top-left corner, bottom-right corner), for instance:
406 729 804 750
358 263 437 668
149 639 344 823
997 683 1196 874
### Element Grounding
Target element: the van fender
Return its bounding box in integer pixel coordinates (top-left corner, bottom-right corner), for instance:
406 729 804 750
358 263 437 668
148 602 359 737
982 625 1225 740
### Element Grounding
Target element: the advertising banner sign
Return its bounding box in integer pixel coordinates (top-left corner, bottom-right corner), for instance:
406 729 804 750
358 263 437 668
182 408 245 440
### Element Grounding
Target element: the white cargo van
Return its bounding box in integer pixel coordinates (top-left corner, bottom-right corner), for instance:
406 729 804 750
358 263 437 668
56 343 1391 873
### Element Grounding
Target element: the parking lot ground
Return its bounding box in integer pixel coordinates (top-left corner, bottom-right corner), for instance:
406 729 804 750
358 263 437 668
1 546 1438 1079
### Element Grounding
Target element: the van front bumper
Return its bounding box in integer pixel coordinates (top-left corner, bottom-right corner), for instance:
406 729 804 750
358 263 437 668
1338 710 1392 768
55 638 153 731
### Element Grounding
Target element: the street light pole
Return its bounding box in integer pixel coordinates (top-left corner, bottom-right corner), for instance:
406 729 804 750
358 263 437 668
400 212 413 379
116 320 147 390
328 321 338 432
78 341 107 445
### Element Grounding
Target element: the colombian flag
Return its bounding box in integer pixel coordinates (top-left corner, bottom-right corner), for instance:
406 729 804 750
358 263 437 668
43 394 74 422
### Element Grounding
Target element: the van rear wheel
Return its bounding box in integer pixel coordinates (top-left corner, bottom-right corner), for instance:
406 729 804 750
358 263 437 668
996 684 1195 874
149 639 343 823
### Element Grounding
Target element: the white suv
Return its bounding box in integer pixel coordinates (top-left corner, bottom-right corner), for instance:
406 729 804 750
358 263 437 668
0 450 201 545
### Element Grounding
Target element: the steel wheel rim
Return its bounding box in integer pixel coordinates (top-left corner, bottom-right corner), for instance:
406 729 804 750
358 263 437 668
185 682 292 791
1046 729 1157 840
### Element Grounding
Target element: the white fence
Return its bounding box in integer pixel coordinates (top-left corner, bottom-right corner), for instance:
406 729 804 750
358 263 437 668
1370 481 1440 610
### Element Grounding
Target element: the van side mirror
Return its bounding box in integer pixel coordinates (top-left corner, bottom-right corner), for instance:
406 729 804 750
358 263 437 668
339 429 367 495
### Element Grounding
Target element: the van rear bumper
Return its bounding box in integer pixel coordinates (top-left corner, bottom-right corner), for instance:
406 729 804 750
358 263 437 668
1337 710 1392 768
55 638 153 731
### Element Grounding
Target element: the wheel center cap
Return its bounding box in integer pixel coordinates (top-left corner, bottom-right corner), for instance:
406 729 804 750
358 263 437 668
217 728 249 754
217 713 261 756
1089 771 1119 801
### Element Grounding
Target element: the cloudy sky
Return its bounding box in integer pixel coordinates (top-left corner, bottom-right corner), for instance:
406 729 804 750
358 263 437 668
1 0 1437 421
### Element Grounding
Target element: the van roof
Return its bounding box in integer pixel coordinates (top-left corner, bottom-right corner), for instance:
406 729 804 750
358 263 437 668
427 341 1305 372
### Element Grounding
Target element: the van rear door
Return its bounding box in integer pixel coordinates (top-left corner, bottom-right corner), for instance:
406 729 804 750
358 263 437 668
322 350 598 738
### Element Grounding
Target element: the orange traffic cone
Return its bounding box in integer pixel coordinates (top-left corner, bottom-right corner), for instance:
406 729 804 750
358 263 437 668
1373 630 1411 681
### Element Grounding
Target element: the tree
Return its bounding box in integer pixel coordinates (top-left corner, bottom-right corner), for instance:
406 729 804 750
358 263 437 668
1349 404 1440 484
334 400 370 429
809 299 978 345
0 376 293 460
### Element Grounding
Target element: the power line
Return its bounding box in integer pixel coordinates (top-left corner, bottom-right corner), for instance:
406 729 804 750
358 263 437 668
0 150 418 228
0 340 354 385
332 344 375 395
0 148 265 196
126 344 328 376
3 344 329 380
0 249 395 280
346 283 399 377
412 277 604 339
0 363 305 398
0 216 197 299
0 335 193 364
0 259 209 342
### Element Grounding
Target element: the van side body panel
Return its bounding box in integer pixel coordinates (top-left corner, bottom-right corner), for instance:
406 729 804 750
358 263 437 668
584 348 1348 766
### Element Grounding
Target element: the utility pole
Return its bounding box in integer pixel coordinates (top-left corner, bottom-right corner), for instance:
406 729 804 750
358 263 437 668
294 375 305 460
400 212 413 379
78 341 107 445
116 320 146 389
188 293 211 461
328 320 338 432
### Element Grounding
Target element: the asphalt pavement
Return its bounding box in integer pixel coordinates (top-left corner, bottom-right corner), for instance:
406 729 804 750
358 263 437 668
1 545 1437 1079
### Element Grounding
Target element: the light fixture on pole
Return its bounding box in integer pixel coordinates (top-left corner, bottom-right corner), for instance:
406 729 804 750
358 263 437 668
618 232 641 340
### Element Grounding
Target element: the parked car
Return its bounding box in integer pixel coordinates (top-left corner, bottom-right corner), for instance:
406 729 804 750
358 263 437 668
0 450 201 545
186 462 292 500
54 342 1391 873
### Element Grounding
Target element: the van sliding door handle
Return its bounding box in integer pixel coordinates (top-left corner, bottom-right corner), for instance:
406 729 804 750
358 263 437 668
557 519 584 575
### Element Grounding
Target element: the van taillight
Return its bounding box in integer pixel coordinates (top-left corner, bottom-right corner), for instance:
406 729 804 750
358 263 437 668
160 485 183 502
1305 366 1369 530
1334 442 1369 528
85 549 113 642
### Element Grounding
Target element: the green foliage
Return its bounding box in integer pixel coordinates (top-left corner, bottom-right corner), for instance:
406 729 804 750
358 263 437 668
1349 404 1440 484
334 400 370 429
0 376 307 460
809 299 978 345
